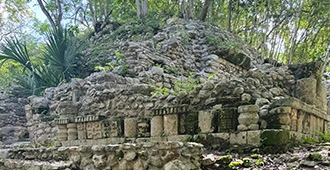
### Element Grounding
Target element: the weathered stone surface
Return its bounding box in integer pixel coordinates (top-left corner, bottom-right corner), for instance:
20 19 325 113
247 130 261 147
124 118 137 138
230 132 247 145
150 116 163 137
164 114 178 136
238 105 259 113
198 111 216 133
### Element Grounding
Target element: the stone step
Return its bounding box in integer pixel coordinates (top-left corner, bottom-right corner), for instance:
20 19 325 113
1 159 73 170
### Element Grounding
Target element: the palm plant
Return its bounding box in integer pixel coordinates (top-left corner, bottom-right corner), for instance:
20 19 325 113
44 28 78 82
0 27 81 96
0 37 45 94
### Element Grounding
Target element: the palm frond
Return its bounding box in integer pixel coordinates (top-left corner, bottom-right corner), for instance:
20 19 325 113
43 28 81 82
0 37 33 72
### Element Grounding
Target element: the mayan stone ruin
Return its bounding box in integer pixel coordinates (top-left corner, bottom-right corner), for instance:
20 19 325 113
1 20 330 169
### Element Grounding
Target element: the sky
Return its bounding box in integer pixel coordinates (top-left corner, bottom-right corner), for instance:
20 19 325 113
29 0 47 22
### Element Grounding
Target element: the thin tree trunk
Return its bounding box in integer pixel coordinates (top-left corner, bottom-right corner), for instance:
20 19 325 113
141 0 148 17
227 0 232 31
200 0 212 21
88 0 97 26
136 0 141 18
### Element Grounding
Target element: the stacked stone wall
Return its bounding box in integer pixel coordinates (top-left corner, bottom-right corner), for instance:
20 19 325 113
1 142 203 170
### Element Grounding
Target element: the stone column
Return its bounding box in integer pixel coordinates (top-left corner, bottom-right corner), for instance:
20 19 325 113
237 105 259 131
290 109 298 131
124 118 137 138
77 123 86 140
297 111 305 133
58 124 68 141
151 116 164 137
198 111 215 133
67 123 78 140
164 114 178 136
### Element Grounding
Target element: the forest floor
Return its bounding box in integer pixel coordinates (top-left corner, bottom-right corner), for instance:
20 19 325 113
202 143 330 170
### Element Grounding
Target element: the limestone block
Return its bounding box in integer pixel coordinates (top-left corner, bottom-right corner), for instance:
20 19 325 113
238 112 259 126
290 109 298 131
237 124 248 131
124 118 137 138
151 116 164 137
310 116 316 135
57 124 68 141
67 123 77 140
238 105 259 113
86 121 103 139
164 114 178 136
77 123 86 140
317 87 327 111
261 130 290 146
198 111 216 133
230 132 247 145
302 114 311 134
297 111 305 133
290 131 303 141
247 130 261 147
248 124 259 130
278 113 291 126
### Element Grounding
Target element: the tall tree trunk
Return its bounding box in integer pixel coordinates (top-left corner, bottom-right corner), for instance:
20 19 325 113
227 0 232 31
136 0 148 18
200 0 212 21
141 0 148 17
180 0 195 20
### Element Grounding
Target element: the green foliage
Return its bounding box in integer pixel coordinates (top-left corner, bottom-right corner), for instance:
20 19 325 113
307 153 323 161
174 72 198 94
151 72 198 97
242 158 253 168
318 132 330 143
109 12 166 42
255 159 265 166
183 134 199 142
95 62 114 72
301 136 319 144
228 161 243 169
219 155 233 165
0 27 81 96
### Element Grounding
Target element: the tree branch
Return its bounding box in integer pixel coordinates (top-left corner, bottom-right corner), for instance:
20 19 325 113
37 0 56 30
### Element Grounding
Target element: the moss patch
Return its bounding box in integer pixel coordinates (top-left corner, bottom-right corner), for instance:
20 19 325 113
261 130 290 146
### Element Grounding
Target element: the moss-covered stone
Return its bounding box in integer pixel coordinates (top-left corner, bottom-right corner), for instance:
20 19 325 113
307 152 323 161
255 159 264 166
261 130 290 146
242 158 253 167
219 155 233 165
228 160 243 169
250 154 262 159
